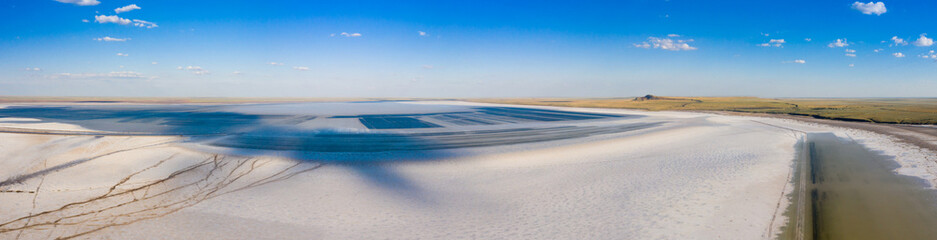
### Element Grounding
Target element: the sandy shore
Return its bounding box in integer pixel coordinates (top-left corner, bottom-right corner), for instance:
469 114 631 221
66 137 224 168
0 101 934 239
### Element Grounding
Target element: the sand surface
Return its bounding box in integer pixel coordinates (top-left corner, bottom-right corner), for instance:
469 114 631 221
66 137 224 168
0 101 934 239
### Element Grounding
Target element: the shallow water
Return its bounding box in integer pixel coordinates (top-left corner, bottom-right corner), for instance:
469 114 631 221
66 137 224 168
0 102 647 161
782 133 937 240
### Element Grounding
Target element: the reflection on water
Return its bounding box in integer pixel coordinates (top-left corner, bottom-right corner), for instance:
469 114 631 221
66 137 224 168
0 102 650 161
209 123 662 153
782 133 937 240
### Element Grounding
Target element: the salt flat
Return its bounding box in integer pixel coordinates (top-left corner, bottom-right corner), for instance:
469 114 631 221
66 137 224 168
0 101 933 239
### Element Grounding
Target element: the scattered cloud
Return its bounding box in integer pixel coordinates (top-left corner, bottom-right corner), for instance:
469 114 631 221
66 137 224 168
849 64 855 67
667 34 681 37
94 36 129 42
827 39 849 48
332 32 362 37
422 65 434 69
633 36 697 51
873 48 883 53
293 66 309 71
131 19 158 28
179 66 209 75
24 68 41 71
418 31 427 36
94 15 157 28
51 71 148 79
852 2 886 15
151 62 158 65
761 33 770 37
912 34 934 47
268 62 284 66
114 4 140 14
890 36 907 46
116 53 129 56
232 71 242 75
893 52 905 58
845 49 856 57
95 15 131 25
81 19 90 23
921 50 937 59
804 38 812 42
758 39 785 47
784 59 806 64
55 0 99 6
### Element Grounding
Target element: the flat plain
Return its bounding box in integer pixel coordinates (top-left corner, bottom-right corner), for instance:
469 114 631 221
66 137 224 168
472 96 937 124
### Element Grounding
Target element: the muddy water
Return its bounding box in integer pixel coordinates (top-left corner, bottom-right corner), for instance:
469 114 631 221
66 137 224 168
781 133 937 240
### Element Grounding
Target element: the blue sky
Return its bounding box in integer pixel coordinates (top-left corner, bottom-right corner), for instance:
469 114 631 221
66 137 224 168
1 0 935 97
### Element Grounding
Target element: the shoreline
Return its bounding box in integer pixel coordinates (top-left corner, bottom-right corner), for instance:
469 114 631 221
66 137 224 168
711 111 937 153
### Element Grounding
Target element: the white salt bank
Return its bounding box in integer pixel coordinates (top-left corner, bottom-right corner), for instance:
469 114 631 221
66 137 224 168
0 101 933 239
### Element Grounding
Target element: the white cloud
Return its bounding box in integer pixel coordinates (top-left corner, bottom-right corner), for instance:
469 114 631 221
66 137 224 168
116 53 129 56
94 36 129 42
784 59 806 64
95 15 131 25
422 65 434 69
845 53 856 57
94 15 157 28
24 68 41 71
151 62 158 65
268 62 284 66
893 52 905 58
131 19 158 28
891 36 907 46
633 37 697 51
761 33 770 37
51 71 148 79
828 39 849 48
845 49 856 53
805 38 812 42
81 19 90 23
920 50 937 59
758 39 785 47
331 32 362 37
418 31 427 36
55 0 100 6
852 2 886 15
849 64 855 67
913 34 934 47
293 66 309 71
115 4 141 14
873 48 883 53
232 71 242 75
667 34 681 37
179 66 209 75
339 32 362 37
